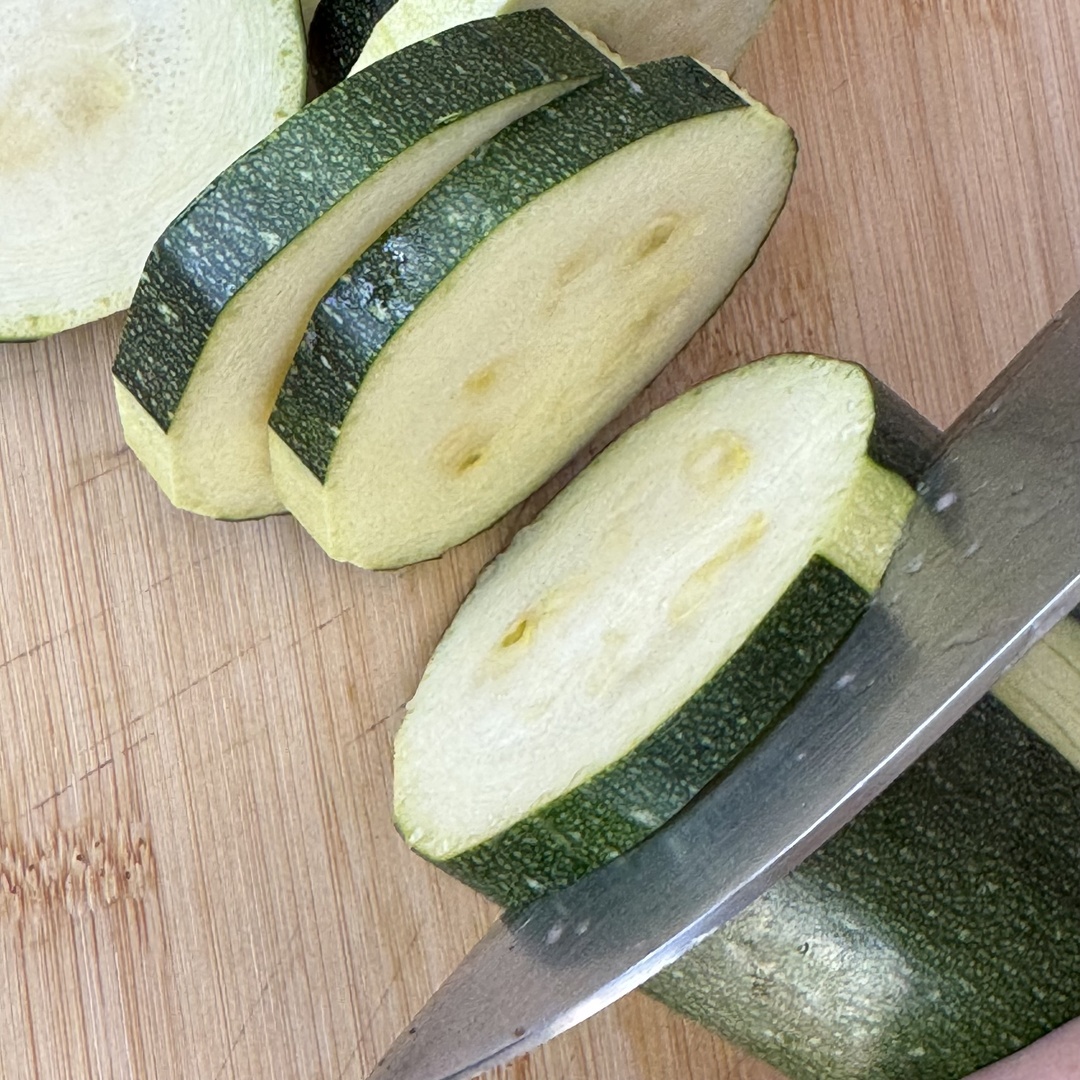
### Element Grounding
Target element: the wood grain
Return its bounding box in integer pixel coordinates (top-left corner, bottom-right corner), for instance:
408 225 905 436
1 0 1078 1077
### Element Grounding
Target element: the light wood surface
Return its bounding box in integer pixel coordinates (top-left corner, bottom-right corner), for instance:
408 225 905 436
2 1 1079 1078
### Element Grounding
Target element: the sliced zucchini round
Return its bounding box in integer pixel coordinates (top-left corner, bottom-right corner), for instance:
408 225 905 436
112 11 611 520
647 617 1080 1079
340 0 777 79
0 0 306 340
269 60 795 567
393 355 916 909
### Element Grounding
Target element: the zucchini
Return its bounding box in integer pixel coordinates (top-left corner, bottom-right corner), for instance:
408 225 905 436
269 59 795 567
393 355 917 910
0 0 306 340
112 11 611 520
310 0 777 87
309 0 397 92
645 612 1080 1080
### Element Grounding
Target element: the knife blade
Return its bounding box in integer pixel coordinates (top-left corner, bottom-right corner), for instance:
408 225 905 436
368 290 1080 1080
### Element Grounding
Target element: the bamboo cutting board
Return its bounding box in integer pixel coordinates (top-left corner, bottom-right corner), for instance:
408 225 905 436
2 1 1079 1078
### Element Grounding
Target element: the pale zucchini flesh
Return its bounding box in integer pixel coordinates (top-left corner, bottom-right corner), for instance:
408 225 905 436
993 609 1080 770
350 0 778 77
269 60 795 567
646 618 1080 1080
112 11 611 519
0 0 306 340
393 356 916 909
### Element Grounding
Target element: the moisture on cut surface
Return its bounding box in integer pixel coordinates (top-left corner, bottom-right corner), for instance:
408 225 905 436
0 0 305 339
395 357 914 861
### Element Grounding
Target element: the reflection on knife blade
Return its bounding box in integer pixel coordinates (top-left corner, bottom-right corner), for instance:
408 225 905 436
368 291 1080 1080
644 609 1080 1078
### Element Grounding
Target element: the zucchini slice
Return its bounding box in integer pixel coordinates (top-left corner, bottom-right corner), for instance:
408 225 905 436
321 0 776 83
393 355 917 909
269 59 795 567
309 0 397 92
112 11 611 520
0 0 306 340
646 613 1080 1080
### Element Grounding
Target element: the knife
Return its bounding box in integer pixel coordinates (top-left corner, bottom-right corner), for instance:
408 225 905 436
368 289 1080 1080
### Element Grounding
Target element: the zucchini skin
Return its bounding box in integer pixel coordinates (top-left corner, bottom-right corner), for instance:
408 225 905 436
438 556 868 911
269 57 749 482
308 0 397 93
865 374 940 482
112 10 612 431
646 694 1080 1080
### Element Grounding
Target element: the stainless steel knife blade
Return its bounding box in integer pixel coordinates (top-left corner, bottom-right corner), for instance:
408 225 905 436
367 291 1080 1080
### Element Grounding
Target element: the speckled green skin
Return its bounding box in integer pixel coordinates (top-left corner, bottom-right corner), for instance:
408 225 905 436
308 0 397 93
646 691 1080 1080
435 557 868 911
112 10 612 431
269 58 748 481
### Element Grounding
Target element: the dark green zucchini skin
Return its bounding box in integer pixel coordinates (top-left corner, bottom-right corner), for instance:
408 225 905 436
866 374 941 482
112 10 612 431
441 557 868 911
646 694 1080 1080
269 57 749 482
308 0 397 93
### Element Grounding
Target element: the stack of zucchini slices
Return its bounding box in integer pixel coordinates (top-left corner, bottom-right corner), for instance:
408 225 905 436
114 11 614 521
113 9 795 566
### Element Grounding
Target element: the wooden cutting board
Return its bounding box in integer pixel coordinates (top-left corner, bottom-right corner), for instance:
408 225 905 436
2 1 1078 1078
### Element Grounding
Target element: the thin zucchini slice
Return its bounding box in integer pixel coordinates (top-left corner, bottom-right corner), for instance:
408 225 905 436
269 59 795 567
393 355 917 909
112 11 611 520
0 0 306 340
646 612 1080 1080
323 0 777 83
